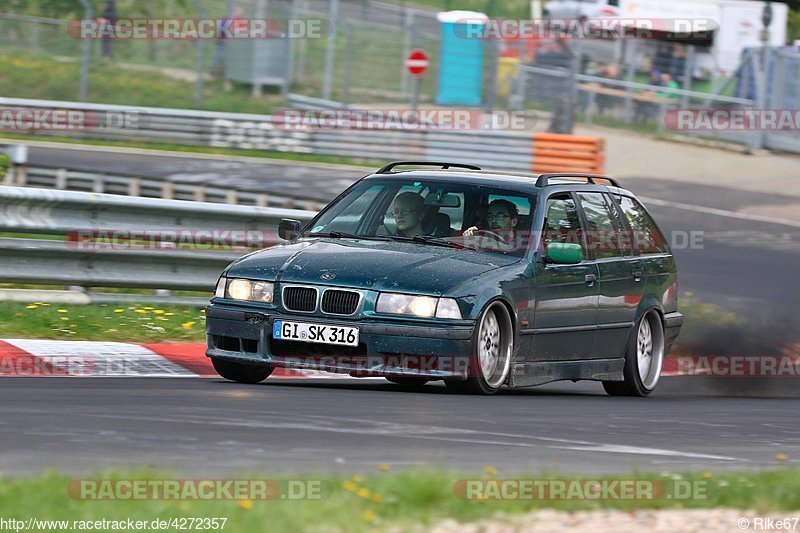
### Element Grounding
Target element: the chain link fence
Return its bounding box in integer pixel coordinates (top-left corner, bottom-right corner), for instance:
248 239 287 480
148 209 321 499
3 6 800 154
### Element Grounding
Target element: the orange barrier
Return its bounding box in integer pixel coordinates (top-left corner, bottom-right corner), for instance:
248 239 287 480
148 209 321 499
531 133 605 174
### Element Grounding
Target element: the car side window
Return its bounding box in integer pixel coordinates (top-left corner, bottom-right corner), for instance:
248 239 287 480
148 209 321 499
618 196 668 254
543 194 585 260
576 192 625 259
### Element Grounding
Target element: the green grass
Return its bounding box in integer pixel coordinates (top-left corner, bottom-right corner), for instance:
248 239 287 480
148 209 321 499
0 51 283 114
0 468 798 531
0 302 206 342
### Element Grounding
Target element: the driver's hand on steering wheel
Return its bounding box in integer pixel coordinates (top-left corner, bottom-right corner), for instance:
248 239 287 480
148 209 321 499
462 225 479 237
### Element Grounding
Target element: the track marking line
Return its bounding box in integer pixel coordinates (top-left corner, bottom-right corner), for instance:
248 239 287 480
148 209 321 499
638 196 800 228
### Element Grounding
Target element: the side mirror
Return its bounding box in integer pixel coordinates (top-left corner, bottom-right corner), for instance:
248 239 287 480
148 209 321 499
546 242 583 264
278 219 302 241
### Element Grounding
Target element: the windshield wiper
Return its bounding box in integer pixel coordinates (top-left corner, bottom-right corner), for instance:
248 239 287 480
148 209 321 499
306 231 391 241
387 235 466 250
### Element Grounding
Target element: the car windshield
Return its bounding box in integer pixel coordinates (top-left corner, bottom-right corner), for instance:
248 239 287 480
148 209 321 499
302 178 536 257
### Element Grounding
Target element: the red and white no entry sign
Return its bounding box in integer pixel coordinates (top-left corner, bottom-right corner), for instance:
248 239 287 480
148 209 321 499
405 48 429 77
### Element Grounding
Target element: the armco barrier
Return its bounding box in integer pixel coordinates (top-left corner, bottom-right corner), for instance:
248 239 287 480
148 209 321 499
15 165 327 211
531 133 605 174
0 185 315 291
1 97 603 174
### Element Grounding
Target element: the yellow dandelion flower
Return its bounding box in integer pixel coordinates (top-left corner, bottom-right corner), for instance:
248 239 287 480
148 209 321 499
135 309 148 314
357 488 370 499
26 305 38 310
60 317 69 321
181 321 196 329
113 309 125 313
484 465 497 476
362 510 376 523
57 309 69 313
342 480 357 492
165 312 175 316
153 310 165 315
777 453 788 462
238 499 253 510
369 494 383 503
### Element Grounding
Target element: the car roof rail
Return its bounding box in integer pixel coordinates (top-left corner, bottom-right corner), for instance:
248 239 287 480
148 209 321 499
375 161 482 174
535 173 620 188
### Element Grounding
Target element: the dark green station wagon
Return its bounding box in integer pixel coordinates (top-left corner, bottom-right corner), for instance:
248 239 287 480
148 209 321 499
206 162 683 396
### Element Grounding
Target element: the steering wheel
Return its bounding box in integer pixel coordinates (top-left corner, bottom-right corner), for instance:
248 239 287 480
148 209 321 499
471 229 507 244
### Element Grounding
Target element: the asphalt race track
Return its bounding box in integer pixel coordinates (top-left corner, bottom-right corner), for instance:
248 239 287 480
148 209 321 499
9 146 800 476
1 377 799 476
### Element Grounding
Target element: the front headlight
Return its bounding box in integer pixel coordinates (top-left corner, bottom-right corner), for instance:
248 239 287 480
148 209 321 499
376 293 462 319
222 278 275 304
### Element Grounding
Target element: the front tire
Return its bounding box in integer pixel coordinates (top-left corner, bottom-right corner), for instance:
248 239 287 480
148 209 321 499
212 358 273 384
445 302 514 395
603 311 665 397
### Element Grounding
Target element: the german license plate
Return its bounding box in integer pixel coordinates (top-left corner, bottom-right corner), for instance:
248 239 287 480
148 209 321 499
273 320 359 347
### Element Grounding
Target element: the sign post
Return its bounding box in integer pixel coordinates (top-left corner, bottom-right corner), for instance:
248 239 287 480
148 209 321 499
405 48 429 113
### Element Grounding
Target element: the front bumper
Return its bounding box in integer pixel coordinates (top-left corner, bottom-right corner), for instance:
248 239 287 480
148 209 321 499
205 304 475 379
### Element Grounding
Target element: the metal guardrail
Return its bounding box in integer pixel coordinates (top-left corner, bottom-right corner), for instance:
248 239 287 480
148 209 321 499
0 186 316 292
0 97 539 172
6 165 328 211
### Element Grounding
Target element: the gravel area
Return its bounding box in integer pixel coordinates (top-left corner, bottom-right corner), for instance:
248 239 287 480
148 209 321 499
428 509 797 532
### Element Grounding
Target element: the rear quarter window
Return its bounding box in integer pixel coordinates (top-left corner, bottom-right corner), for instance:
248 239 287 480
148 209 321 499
618 196 669 254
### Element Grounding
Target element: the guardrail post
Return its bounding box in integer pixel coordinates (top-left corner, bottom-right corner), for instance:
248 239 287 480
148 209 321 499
93 174 106 193
162 182 175 200
225 190 238 205
194 186 206 202
256 194 269 207
128 178 141 197
55 168 68 189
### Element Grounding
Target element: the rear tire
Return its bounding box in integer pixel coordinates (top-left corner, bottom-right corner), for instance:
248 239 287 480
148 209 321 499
445 302 514 395
603 311 664 397
212 358 273 384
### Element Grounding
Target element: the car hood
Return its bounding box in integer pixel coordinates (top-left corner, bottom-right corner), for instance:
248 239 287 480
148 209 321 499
225 238 519 295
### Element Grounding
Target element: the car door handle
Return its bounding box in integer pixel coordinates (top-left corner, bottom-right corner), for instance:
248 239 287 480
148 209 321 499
632 269 643 282
585 274 597 285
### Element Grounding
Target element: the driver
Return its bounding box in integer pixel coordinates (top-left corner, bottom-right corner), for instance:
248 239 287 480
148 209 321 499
391 192 425 237
463 199 518 248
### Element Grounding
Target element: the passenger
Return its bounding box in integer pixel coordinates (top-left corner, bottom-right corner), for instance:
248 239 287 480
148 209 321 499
463 199 519 248
391 192 425 237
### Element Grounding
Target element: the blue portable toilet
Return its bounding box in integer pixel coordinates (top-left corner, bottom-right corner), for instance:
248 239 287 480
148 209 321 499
436 11 488 106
